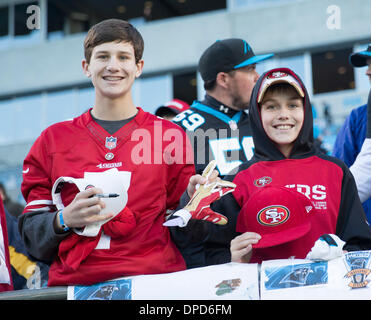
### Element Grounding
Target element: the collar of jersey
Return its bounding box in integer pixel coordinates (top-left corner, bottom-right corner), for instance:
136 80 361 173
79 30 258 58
191 101 242 125
83 107 144 150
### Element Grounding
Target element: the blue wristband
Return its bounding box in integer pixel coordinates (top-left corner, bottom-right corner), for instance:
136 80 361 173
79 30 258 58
58 210 70 232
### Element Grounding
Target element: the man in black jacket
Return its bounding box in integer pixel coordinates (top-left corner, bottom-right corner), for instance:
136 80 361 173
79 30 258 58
172 38 274 177
171 39 274 268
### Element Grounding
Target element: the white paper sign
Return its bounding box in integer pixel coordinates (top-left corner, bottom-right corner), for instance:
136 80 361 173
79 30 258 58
52 168 131 237
260 252 371 300
68 263 259 300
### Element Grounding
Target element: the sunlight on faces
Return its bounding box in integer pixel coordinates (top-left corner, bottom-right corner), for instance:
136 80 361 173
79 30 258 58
260 86 304 157
82 41 143 100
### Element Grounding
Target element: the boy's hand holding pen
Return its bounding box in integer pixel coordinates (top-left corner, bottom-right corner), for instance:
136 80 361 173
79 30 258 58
93 193 120 198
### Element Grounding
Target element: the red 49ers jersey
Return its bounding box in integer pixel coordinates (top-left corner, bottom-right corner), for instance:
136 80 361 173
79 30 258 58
233 156 342 262
21 108 195 285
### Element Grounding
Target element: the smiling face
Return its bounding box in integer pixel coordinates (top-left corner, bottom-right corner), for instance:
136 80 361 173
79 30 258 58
82 41 143 101
260 84 304 158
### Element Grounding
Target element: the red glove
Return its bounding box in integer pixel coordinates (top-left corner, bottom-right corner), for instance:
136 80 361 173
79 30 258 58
164 161 236 227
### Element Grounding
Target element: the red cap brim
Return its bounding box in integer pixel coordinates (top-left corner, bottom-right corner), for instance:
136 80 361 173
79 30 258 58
252 221 311 249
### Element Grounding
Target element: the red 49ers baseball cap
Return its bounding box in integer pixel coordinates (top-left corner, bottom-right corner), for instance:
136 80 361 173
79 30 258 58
257 69 305 103
155 99 190 117
236 186 314 248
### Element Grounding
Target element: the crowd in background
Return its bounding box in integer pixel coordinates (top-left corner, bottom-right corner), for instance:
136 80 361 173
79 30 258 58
0 18 371 293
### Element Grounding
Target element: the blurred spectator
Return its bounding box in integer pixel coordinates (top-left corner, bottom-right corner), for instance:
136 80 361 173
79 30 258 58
155 99 190 120
0 182 24 218
323 102 333 127
312 104 329 154
0 198 13 292
5 209 49 290
333 44 371 223
349 90 371 203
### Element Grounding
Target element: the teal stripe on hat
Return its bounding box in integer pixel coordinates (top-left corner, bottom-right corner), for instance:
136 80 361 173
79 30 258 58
234 53 274 69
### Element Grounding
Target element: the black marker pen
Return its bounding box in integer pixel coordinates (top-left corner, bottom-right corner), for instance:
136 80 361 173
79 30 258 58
95 193 119 198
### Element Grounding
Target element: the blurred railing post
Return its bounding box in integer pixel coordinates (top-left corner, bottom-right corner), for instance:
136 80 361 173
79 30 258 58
0 287 67 300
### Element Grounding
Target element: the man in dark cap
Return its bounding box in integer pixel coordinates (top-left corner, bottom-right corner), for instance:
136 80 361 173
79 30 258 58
333 44 371 224
172 38 273 177
349 44 371 69
170 39 273 268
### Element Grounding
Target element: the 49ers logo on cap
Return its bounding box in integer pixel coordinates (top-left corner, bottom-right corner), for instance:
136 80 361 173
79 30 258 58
267 71 287 79
254 176 272 187
257 205 290 226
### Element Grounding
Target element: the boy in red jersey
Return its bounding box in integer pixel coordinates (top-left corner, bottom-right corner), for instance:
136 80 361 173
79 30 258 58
19 19 195 286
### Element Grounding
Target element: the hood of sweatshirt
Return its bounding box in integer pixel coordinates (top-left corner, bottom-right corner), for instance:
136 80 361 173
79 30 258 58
249 67 316 161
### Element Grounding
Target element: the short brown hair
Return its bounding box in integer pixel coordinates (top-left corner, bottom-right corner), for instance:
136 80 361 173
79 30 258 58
84 19 144 64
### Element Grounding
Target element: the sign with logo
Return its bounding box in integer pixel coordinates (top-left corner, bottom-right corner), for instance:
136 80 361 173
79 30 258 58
344 251 371 289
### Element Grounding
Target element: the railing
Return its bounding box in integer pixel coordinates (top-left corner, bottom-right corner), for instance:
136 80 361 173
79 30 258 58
0 287 67 300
